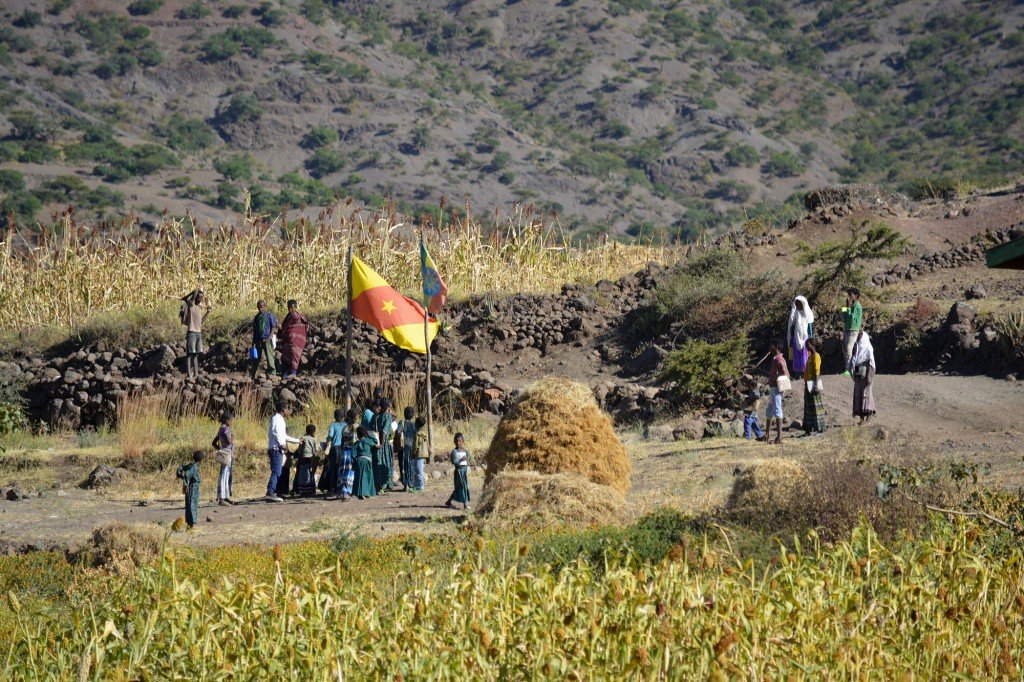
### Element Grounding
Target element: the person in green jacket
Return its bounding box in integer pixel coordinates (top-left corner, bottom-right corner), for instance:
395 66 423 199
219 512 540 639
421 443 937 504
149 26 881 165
373 398 395 493
176 451 204 529
351 426 377 500
841 288 864 376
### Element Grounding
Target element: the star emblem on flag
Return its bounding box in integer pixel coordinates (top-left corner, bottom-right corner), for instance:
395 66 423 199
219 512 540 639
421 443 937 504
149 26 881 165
381 299 397 314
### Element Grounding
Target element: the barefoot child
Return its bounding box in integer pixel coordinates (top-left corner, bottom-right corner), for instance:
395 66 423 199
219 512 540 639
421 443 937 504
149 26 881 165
213 412 235 506
445 433 470 510
411 416 427 491
176 451 204 529
293 424 320 498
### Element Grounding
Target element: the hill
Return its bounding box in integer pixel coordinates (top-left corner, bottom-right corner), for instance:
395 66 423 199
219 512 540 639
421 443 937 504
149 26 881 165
0 0 1022 238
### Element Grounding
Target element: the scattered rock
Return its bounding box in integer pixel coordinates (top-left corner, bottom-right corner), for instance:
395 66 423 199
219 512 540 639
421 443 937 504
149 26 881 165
6 486 25 501
82 464 128 489
964 284 987 300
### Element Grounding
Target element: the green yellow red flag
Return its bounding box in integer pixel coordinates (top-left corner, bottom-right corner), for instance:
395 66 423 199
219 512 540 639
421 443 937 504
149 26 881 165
351 256 438 354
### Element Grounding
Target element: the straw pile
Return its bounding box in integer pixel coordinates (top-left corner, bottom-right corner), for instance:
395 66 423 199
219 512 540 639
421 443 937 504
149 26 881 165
725 459 808 517
476 471 626 528
483 377 631 493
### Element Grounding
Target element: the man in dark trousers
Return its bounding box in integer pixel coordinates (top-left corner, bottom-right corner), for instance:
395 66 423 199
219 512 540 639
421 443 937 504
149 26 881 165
250 299 278 379
180 288 211 379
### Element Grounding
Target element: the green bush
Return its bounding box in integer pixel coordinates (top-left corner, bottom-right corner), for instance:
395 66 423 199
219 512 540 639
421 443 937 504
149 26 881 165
305 148 345 178
202 27 277 61
653 249 783 341
659 335 749 408
13 10 43 28
565 150 627 179
0 191 41 222
724 144 758 167
0 169 25 192
7 110 53 141
127 0 164 16
301 126 339 149
762 150 804 177
0 401 27 436
155 115 217 152
177 1 210 20
214 154 255 181
222 5 246 19
217 93 262 124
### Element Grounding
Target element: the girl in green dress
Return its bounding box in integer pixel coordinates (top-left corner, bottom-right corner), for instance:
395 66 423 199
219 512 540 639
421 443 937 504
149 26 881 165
351 426 377 500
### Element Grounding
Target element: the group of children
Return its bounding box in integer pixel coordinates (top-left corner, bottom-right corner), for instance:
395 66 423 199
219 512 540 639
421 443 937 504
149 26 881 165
176 399 472 530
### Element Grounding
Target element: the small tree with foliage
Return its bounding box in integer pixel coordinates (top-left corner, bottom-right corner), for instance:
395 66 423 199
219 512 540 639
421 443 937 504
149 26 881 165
796 220 908 304
659 335 749 408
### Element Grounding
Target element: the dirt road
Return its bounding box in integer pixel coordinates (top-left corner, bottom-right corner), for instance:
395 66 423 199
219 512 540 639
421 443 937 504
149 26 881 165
1 373 1021 549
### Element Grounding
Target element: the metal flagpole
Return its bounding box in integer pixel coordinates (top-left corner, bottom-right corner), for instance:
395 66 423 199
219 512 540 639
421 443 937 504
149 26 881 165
344 244 353 410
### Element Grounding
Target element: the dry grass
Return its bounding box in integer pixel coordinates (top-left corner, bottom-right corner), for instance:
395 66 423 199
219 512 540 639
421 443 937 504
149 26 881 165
0 205 677 332
117 392 202 462
484 377 631 493
725 458 808 515
87 522 164 575
476 471 626 528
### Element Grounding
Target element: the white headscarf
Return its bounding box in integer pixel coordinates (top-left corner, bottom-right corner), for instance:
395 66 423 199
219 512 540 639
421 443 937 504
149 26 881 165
851 331 875 369
787 295 815 348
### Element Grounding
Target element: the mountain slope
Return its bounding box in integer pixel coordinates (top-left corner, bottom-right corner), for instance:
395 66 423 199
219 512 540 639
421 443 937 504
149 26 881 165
0 0 1021 238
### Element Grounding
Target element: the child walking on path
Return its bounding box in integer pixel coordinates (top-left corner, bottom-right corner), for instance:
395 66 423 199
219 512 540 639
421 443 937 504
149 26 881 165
176 451 204 529
213 412 235 505
766 339 791 445
445 433 471 510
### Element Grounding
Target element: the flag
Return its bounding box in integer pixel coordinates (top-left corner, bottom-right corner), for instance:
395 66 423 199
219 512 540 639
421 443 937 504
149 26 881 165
351 256 438 354
420 239 447 314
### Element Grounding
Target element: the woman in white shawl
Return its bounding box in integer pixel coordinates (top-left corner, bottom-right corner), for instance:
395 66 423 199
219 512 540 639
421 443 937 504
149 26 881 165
786 296 815 375
848 330 877 424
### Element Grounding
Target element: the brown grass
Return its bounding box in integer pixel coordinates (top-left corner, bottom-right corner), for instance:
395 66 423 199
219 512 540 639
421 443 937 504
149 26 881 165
725 458 808 516
88 522 164 575
483 377 631 493
476 471 625 528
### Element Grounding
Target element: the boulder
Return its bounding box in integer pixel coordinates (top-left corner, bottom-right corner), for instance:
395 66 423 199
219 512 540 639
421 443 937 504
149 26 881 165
82 464 127 489
804 184 910 213
672 418 704 441
142 345 176 376
964 284 987 300
947 301 977 326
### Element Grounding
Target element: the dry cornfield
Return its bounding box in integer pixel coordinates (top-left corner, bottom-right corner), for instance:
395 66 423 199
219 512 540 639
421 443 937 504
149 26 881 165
2 518 1021 679
0 201 678 330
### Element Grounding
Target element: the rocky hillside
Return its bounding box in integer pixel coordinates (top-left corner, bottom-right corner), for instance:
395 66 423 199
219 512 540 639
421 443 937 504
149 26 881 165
0 0 1022 238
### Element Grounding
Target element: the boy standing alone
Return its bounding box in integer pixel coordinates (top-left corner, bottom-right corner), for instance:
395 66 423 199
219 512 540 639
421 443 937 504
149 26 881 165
250 300 278 379
176 451 204 529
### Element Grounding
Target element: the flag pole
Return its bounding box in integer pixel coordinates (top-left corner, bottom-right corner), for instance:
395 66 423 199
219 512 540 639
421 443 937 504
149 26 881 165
422 238 434 459
344 244 353 410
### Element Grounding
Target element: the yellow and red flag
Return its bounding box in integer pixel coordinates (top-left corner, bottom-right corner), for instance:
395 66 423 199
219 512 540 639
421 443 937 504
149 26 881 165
351 256 438 354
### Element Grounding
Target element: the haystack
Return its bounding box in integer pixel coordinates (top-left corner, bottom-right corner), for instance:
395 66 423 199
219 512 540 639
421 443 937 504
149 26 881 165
725 458 808 516
89 523 163 574
483 377 631 493
476 471 626 528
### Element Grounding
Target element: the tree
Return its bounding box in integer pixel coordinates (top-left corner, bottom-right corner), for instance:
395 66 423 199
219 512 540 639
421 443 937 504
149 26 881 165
796 220 909 304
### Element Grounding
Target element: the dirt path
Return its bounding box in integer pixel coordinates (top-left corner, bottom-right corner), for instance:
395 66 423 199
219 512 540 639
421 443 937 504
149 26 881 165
2 373 1022 549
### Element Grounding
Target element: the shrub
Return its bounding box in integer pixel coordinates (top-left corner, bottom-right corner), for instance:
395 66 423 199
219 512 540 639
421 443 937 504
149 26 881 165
301 126 339 149
0 401 27 435
0 169 25 192
177 1 210 20
7 109 53 141
725 144 758 167
155 115 217 152
0 191 41 222
127 0 164 16
653 249 782 341
222 5 246 18
217 93 262 124
725 457 932 543
762 150 804 177
202 27 277 61
214 154 255 181
565 150 627 179
658 335 749 407
708 179 753 203
305 148 345 178
13 9 43 28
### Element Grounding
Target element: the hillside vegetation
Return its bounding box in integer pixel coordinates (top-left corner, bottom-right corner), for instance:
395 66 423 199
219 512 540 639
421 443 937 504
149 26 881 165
0 0 1021 239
